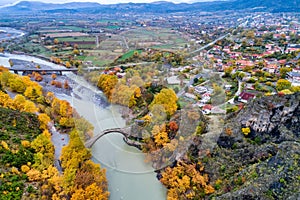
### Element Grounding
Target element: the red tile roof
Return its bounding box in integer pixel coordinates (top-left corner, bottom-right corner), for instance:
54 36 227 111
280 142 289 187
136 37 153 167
203 104 213 110
239 91 256 101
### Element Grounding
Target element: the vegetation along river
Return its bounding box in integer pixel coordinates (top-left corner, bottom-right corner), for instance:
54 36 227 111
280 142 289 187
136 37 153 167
0 52 167 200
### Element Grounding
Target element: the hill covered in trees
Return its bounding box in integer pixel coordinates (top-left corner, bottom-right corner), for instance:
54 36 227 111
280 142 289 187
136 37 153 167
1 0 299 14
0 70 109 200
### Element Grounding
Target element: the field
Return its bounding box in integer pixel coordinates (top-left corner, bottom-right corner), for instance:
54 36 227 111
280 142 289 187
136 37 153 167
56 36 95 42
16 26 190 67
75 28 189 66
39 26 90 32
44 32 89 38
118 49 142 61
79 50 122 66
121 28 188 50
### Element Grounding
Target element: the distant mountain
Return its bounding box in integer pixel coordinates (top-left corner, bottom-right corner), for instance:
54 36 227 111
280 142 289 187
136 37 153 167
225 0 300 12
4 1 101 11
0 0 299 14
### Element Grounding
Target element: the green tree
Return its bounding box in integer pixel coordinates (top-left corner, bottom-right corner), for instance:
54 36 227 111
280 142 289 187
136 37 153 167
279 67 292 78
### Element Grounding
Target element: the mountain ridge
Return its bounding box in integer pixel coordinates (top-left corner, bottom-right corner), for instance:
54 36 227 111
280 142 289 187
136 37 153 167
0 0 299 14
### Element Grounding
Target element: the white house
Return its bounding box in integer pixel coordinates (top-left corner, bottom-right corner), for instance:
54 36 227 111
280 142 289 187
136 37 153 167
194 86 207 94
287 71 300 86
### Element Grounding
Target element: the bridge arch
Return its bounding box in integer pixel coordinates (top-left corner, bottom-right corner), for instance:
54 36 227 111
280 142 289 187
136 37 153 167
84 128 130 148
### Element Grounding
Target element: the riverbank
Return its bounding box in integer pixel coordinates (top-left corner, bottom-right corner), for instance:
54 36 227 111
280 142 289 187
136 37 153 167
0 27 25 41
2 52 167 200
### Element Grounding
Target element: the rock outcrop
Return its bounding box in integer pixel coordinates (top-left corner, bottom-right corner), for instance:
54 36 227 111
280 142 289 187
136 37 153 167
201 93 300 199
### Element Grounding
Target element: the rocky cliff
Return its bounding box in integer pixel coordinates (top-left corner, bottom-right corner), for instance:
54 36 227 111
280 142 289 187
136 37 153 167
198 93 300 199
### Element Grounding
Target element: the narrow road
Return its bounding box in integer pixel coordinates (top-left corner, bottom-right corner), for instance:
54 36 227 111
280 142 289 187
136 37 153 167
189 33 230 55
122 36 129 49
177 72 205 97
227 79 242 104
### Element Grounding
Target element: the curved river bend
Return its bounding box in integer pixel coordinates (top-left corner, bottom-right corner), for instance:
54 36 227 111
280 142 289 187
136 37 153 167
0 53 166 200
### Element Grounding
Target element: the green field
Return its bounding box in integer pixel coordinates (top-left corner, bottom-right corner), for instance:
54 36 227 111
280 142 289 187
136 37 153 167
77 50 122 66
118 50 142 61
120 28 188 50
106 25 120 30
39 26 89 32
56 36 95 42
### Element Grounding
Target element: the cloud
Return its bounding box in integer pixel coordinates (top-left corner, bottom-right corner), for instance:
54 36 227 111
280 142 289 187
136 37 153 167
0 0 218 6
0 0 221 6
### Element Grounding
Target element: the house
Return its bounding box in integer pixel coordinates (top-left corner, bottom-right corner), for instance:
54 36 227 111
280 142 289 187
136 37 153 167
185 93 197 100
264 64 278 74
286 71 300 86
200 92 211 103
194 86 207 94
224 84 232 90
245 84 255 90
202 104 212 115
166 76 181 85
238 91 256 103
202 93 211 98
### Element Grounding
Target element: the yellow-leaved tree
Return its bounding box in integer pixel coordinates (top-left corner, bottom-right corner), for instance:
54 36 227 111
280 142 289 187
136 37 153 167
71 183 109 200
97 74 118 99
160 162 214 199
31 133 55 170
150 88 178 116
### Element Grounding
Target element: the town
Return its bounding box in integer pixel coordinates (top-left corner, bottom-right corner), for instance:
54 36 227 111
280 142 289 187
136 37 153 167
1 10 299 116
0 1 299 200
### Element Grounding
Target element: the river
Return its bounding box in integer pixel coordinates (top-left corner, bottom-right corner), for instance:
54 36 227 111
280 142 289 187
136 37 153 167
0 52 167 200
0 27 25 41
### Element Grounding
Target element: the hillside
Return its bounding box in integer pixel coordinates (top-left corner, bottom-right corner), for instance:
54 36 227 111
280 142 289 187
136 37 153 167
0 107 42 199
198 93 300 199
0 0 299 14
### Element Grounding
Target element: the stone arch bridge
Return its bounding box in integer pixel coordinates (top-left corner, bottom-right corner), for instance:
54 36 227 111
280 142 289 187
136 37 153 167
84 126 133 148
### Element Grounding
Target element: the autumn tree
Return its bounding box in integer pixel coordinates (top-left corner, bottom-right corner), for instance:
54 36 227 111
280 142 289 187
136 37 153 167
38 113 51 130
97 74 118 99
151 124 170 148
51 73 57 80
276 79 291 91
54 38 59 45
73 49 80 55
13 94 26 110
169 121 179 132
279 67 292 78
71 183 109 200
150 88 178 116
31 133 55 170
224 66 233 77
0 71 14 86
160 162 214 199
242 127 251 136
24 86 42 100
9 77 26 93
64 80 70 89
73 160 108 198
0 91 15 109
60 130 91 170
65 61 71 68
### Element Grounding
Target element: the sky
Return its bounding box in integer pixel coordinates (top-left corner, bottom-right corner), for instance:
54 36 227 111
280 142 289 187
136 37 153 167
0 0 219 6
